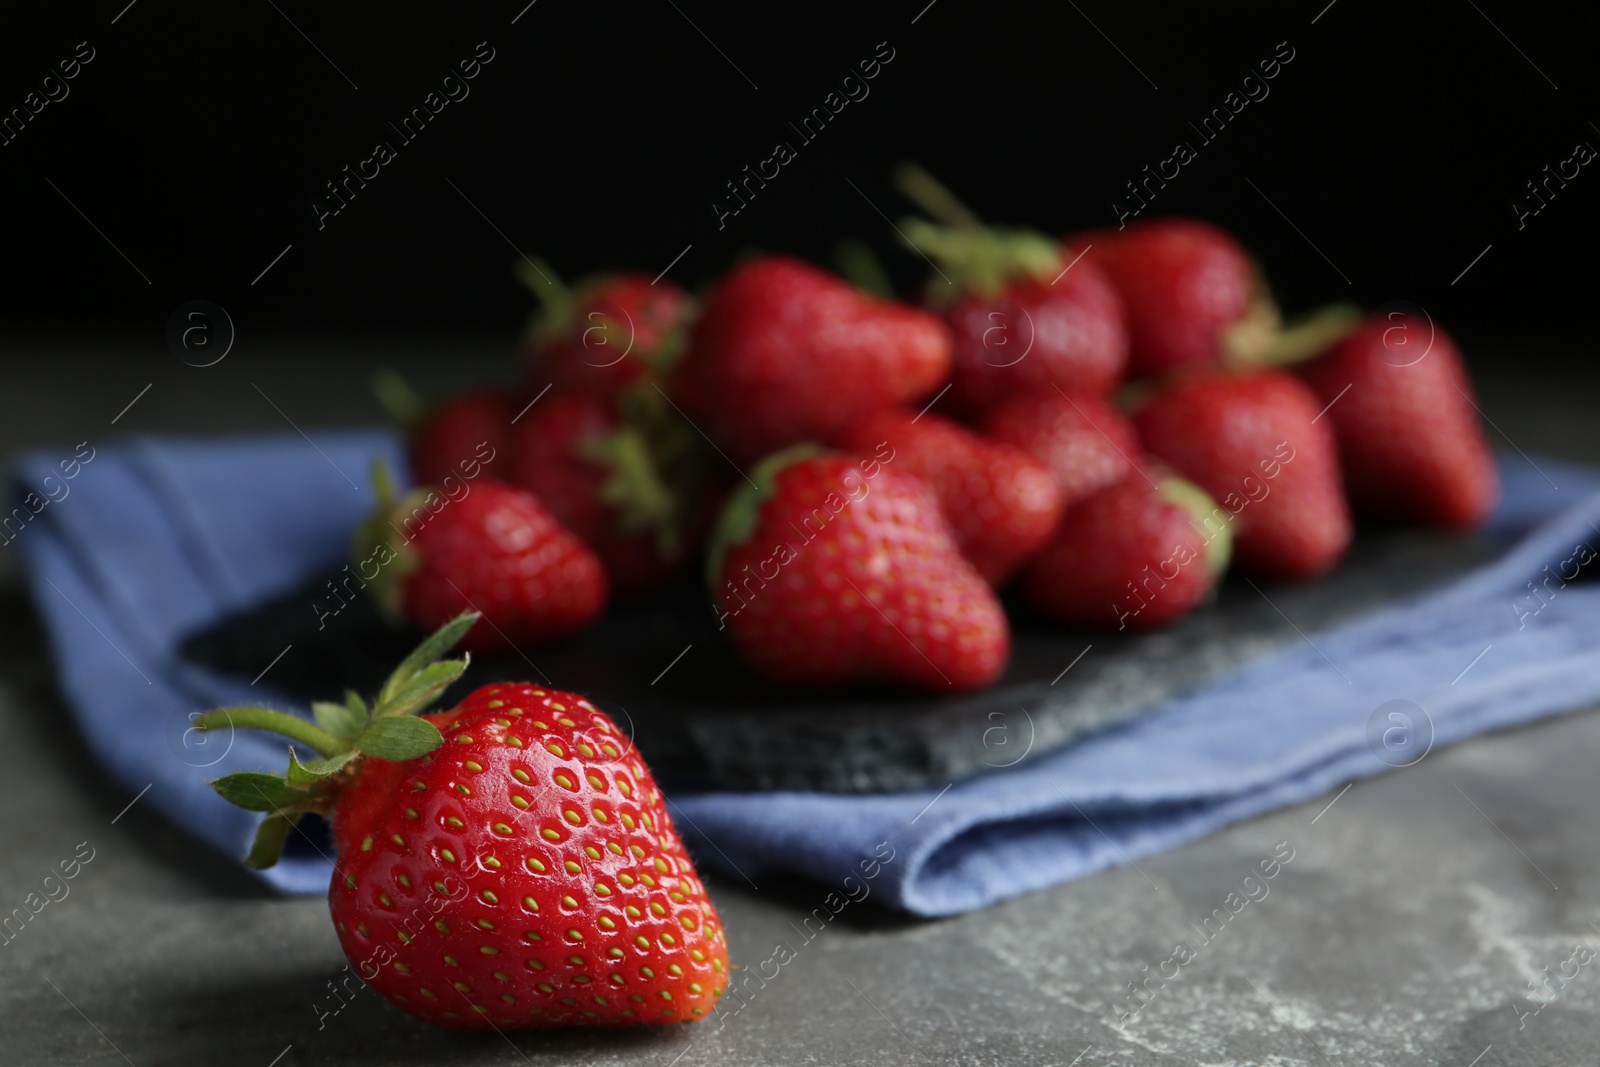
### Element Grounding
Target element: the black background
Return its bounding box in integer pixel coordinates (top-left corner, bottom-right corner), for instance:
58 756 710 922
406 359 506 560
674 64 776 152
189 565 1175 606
0 1 1592 352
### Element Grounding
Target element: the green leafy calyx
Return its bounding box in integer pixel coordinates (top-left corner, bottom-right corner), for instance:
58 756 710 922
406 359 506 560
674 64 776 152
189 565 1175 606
576 382 712 562
194 611 479 870
891 161 1061 301
898 218 1063 303
705 444 828 587
515 257 575 346
351 459 425 615
1159 477 1234 579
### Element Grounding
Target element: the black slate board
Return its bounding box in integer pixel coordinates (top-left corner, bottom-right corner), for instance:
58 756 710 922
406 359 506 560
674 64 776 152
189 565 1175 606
179 524 1504 793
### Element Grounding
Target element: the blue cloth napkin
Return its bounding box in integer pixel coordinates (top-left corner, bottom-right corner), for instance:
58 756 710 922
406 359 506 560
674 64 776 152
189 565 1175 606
12 433 406 894
14 433 1600 914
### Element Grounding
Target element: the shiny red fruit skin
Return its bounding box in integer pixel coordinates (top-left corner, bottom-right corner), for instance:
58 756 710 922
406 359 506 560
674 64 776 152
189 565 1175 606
981 391 1140 507
674 256 951 465
943 251 1128 415
507 394 690 596
1133 370 1351 580
715 456 1008 691
1025 474 1217 629
401 481 607 652
527 275 691 403
1086 219 1255 379
1298 314 1498 528
411 390 513 488
329 685 729 1030
833 410 1062 585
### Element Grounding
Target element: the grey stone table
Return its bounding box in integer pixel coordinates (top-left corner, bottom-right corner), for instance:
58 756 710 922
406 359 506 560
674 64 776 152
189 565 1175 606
2 339 1598 1066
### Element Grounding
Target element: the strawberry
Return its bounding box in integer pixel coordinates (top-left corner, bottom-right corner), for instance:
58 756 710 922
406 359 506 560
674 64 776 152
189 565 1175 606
1025 470 1230 630
708 448 1008 690
895 167 1127 413
832 410 1062 585
508 392 706 596
671 255 952 465
1132 369 1351 581
1083 218 1275 379
196 614 729 1030
936 250 1128 413
407 389 513 488
519 262 693 403
979 391 1140 507
356 474 607 653
1298 312 1498 528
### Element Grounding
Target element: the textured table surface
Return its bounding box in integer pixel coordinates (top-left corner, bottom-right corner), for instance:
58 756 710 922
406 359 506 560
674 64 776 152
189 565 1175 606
2 340 1597 1066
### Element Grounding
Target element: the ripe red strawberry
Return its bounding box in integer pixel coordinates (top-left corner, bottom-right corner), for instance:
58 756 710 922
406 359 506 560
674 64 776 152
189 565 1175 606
1025 471 1230 629
1133 369 1351 580
357 477 607 653
671 256 951 465
508 392 707 596
1298 312 1498 527
980 391 1140 507
409 390 513 488
915 234 1127 413
1084 218 1272 379
832 410 1062 585
520 264 693 403
197 615 729 1030
710 449 1008 690
893 166 1127 413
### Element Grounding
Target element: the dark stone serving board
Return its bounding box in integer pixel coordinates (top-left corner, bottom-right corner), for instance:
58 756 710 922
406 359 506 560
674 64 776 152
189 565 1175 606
180 525 1504 794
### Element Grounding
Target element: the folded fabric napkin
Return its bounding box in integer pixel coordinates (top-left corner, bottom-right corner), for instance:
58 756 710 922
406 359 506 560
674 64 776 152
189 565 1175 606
13 433 1600 914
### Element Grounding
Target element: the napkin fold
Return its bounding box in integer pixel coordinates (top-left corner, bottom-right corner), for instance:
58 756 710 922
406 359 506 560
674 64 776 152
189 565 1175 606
13 432 1600 913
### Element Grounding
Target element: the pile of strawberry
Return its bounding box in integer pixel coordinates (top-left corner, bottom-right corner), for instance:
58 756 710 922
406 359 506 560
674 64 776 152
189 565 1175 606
196 174 1499 1035
372 168 1498 694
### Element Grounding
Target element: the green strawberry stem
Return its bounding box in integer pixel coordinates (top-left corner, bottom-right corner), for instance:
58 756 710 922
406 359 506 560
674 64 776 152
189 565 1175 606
194 611 480 869
892 162 984 230
371 369 427 429
610 384 712 558
1217 293 1282 368
898 217 1062 301
893 164 1067 299
515 257 576 344
619 383 697 473
247 814 297 869
643 302 693 378
1258 302 1364 367
352 458 426 615
581 426 683 556
1158 477 1233 579
705 444 827 587
834 239 896 298
1221 299 1361 370
192 706 345 758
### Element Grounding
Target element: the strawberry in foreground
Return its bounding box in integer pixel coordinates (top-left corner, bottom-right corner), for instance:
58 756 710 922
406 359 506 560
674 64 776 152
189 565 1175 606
710 448 1008 690
195 613 729 1030
1298 311 1498 528
509 391 708 596
980 391 1140 508
832 410 1062 585
671 255 952 465
518 261 694 404
1025 470 1230 630
895 166 1127 414
1133 369 1351 581
356 471 607 653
